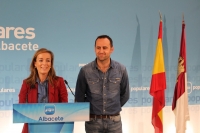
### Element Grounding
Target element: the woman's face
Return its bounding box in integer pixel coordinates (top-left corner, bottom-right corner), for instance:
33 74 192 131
34 52 51 77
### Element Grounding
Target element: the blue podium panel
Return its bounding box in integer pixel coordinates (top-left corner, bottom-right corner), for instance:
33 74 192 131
13 103 89 123
28 122 74 133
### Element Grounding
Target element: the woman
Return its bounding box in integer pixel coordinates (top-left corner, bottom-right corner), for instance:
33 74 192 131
18 48 68 133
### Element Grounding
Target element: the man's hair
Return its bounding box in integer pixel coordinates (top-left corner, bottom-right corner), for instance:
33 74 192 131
95 35 113 47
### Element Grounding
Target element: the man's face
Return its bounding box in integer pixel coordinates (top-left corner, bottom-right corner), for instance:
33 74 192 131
95 38 114 62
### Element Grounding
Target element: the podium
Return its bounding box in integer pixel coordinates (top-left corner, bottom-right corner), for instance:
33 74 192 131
13 103 89 133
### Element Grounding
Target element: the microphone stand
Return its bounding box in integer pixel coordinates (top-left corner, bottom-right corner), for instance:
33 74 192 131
64 80 75 100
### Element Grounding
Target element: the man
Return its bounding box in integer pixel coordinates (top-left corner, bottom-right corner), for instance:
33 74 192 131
75 35 130 133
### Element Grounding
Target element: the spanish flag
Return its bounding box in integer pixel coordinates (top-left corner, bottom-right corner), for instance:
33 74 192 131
172 20 190 133
150 20 166 133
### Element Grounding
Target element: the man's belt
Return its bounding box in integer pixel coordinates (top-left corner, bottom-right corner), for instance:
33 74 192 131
90 113 120 119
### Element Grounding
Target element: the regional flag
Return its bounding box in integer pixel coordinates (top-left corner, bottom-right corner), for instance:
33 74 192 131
172 20 190 133
150 20 166 133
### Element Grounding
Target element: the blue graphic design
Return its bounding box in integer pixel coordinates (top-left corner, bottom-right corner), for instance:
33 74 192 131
0 0 199 110
28 122 74 133
13 103 89 123
44 104 55 115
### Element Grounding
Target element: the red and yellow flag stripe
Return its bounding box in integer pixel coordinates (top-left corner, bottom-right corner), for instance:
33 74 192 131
150 20 166 133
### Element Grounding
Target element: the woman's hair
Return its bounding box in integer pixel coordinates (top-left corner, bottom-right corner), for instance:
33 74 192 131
25 48 57 86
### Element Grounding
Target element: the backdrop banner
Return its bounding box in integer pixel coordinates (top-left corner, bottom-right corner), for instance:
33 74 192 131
0 1 200 133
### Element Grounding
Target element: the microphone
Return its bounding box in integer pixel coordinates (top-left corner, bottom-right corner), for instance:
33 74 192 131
26 84 35 103
64 80 75 97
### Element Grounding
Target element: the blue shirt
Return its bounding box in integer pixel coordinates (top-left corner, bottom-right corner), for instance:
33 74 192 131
75 59 130 115
36 78 48 103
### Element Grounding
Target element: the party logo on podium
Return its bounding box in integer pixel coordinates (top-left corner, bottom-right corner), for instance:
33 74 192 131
44 104 55 115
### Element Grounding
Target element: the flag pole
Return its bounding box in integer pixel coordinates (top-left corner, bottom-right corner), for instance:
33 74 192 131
159 11 162 21
172 14 190 133
150 14 166 133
